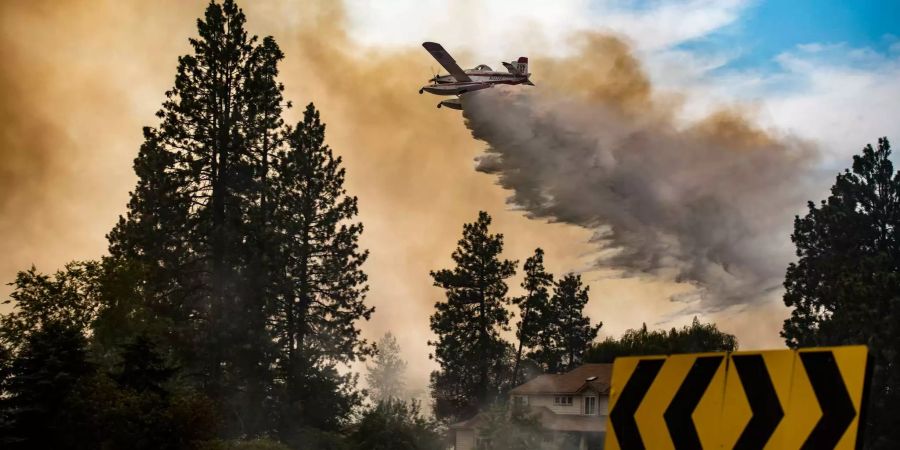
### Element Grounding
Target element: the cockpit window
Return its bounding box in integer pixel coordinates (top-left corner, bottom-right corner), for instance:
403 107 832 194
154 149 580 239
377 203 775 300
473 64 492 71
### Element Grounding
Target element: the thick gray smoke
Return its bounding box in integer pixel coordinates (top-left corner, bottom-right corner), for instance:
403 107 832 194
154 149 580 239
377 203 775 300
463 68 817 310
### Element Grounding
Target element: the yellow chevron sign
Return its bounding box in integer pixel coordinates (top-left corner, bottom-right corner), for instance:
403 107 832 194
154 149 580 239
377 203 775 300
604 346 870 450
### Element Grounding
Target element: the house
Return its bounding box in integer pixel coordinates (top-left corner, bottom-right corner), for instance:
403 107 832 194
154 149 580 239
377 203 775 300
450 364 612 450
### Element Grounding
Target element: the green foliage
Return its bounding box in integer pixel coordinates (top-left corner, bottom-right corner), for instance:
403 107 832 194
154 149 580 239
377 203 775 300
0 326 217 449
105 0 288 434
511 249 553 386
199 438 293 450
530 273 601 373
429 211 517 419
276 358 364 434
366 332 408 403
347 399 444 450
268 103 373 436
114 334 177 395
3 2 374 444
0 262 102 355
474 403 546 450
781 137 899 449
100 0 372 438
0 321 94 449
584 318 737 363
69 373 219 450
280 427 349 450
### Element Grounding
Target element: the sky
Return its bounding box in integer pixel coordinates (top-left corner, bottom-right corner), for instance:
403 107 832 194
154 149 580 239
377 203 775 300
1 0 898 396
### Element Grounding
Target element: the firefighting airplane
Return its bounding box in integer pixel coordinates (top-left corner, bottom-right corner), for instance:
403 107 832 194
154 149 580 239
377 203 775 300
418 42 534 110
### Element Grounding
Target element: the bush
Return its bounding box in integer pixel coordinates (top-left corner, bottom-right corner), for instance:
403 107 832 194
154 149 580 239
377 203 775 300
347 399 444 450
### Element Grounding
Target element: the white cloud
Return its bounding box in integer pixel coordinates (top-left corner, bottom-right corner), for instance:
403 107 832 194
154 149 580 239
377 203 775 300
342 0 751 61
658 43 900 168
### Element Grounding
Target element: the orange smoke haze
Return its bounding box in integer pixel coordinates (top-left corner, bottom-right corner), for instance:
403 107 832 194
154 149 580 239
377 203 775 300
0 0 791 393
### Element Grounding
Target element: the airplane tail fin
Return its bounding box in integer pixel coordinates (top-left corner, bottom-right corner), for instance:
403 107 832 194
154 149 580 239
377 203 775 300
504 57 530 75
515 56 529 75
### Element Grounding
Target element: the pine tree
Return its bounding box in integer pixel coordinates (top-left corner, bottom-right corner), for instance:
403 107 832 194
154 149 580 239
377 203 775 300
782 138 899 449
366 332 408 403
0 322 94 449
269 103 373 434
510 248 553 386
553 274 601 371
114 335 176 396
429 211 517 419
105 0 286 435
530 274 600 373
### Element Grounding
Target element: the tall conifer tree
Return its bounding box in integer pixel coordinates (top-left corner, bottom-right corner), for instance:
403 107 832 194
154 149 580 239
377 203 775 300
510 248 552 387
366 332 408 403
782 138 899 449
106 0 288 435
269 104 373 434
526 273 600 373
547 274 601 372
429 212 516 419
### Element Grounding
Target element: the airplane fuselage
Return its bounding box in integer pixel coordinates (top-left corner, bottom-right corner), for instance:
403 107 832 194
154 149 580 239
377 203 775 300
421 71 530 96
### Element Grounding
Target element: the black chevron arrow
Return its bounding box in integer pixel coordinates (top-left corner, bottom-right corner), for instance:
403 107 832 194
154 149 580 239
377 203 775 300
664 356 723 450
610 359 664 450
800 351 857 449
732 354 784 450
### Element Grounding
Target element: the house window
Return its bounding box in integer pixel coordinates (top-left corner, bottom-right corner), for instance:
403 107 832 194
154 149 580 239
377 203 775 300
513 395 529 406
554 395 573 406
584 396 597 415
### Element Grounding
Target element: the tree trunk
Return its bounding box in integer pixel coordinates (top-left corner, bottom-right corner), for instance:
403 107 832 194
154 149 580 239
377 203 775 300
511 303 530 387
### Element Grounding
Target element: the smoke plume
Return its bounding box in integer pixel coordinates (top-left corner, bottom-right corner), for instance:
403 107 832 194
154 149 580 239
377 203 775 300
1 1 802 389
464 35 817 309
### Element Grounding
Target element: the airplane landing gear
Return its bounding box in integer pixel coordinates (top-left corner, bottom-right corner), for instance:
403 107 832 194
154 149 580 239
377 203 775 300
418 88 424 94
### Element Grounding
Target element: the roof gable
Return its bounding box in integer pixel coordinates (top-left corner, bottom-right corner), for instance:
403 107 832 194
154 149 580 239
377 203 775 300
509 364 613 395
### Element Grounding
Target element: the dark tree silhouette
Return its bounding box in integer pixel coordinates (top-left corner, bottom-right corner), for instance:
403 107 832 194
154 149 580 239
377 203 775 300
105 1 287 433
584 318 736 363
2 0 379 446
510 248 553 386
0 322 94 449
269 104 373 436
0 262 101 356
782 137 899 449
347 399 443 450
102 0 374 438
532 273 601 372
429 211 517 419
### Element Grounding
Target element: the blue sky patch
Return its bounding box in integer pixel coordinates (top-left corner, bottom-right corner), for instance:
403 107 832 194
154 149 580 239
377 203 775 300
676 0 900 72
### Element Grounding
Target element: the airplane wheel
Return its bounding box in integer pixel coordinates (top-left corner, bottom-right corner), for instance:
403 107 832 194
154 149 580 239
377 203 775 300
419 88 424 94
437 103 442 108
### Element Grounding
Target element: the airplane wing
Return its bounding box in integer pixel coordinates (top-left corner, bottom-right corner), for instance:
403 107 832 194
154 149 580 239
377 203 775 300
422 42 472 82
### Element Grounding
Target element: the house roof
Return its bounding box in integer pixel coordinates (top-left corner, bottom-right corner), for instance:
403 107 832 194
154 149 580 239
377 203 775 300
509 363 613 395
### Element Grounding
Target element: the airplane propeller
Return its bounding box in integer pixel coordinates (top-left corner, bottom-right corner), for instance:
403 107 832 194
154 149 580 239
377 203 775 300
430 66 440 83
